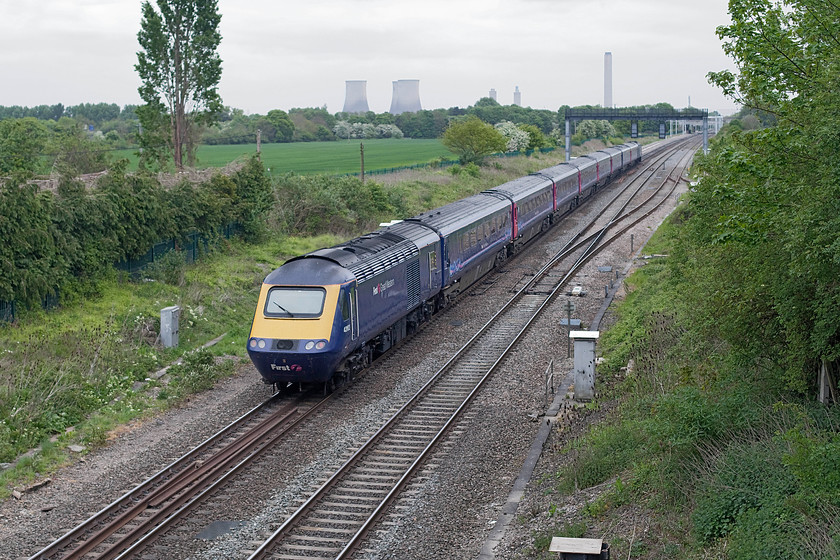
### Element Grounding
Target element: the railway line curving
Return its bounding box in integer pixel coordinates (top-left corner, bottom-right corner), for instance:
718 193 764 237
6 136 701 560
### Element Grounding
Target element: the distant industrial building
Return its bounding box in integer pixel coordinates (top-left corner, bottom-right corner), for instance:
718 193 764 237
343 80 370 113
489 88 497 101
604 52 613 108
513 86 521 106
389 79 422 114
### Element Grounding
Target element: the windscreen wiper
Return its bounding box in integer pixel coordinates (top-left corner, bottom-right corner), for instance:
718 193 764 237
273 302 295 316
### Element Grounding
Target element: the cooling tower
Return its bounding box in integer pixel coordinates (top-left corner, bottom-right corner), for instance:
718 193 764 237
343 80 370 113
513 86 521 106
604 52 613 108
389 79 422 114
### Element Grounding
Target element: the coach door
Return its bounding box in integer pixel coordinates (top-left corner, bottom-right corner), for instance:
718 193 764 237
350 285 359 341
341 284 359 344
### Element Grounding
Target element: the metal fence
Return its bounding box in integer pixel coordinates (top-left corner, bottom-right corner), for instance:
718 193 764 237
0 300 15 323
116 224 241 278
1 222 242 323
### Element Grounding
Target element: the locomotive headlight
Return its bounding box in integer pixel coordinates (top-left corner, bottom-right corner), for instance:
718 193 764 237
249 338 256 348
305 341 315 350
315 340 326 350
257 339 266 349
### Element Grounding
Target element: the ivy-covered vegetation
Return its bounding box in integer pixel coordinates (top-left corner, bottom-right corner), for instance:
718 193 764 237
0 157 271 306
543 1 840 558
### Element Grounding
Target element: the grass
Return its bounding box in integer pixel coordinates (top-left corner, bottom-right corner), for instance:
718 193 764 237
0 141 644 502
112 138 456 175
1 150 568 497
0 234 341 497
536 206 840 559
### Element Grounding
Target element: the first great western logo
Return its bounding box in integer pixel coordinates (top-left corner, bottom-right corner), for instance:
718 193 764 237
373 278 395 296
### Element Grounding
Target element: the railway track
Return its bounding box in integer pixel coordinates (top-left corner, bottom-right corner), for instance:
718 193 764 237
245 138 700 559
29 389 330 560
28 137 699 560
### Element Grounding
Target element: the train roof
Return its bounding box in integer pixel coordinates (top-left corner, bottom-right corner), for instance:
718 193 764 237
408 192 510 235
382 220 440 251
588 151 610 163
280 229 419 284
264 256 354 286
539 162 579 182
569 156 597 171
485 174 553 201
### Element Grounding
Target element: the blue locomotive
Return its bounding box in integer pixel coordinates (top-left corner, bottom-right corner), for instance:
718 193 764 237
247 142 641 389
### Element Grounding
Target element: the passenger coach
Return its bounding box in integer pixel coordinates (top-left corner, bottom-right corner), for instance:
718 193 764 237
248 142 642 390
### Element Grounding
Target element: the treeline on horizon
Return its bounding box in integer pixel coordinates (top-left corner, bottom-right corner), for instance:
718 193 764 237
0 98 691 149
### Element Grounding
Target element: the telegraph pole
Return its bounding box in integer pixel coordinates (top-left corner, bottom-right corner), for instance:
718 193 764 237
360 142 365 184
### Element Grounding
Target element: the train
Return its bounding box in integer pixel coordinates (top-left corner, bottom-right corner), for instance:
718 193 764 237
247 142 642 390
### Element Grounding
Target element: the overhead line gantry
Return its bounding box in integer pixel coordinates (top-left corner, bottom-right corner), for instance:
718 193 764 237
564 107 709 161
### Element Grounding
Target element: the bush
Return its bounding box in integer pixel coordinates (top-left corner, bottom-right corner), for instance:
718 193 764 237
693 437 798 558
165 348 233 398
272 173 393 235
143 249 187 286
559 420 646 492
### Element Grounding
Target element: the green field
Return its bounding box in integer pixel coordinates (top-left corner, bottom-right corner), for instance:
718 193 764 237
113 139 456 175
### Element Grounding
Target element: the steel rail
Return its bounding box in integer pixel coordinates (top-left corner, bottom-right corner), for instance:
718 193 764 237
30 388 330 560
247 138 697 560
335 138 702 559
111 393 337 559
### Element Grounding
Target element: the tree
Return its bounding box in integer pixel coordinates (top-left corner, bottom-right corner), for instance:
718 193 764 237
135 0 223 170
441 116 507 165
690 0 840 391
494 121 529 152
0 118 47 178
48 117 110 175
517 124 551 150
266 110 295 142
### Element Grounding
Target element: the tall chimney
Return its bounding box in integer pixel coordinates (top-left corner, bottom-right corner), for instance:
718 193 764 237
604 52 613 108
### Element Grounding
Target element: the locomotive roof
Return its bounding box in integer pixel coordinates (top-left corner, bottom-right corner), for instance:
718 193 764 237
264 256 354 286
407 192 510 235
485 174 553 201
277 229 420 285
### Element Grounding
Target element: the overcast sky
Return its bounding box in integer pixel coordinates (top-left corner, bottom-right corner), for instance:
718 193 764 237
0 0 740 117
